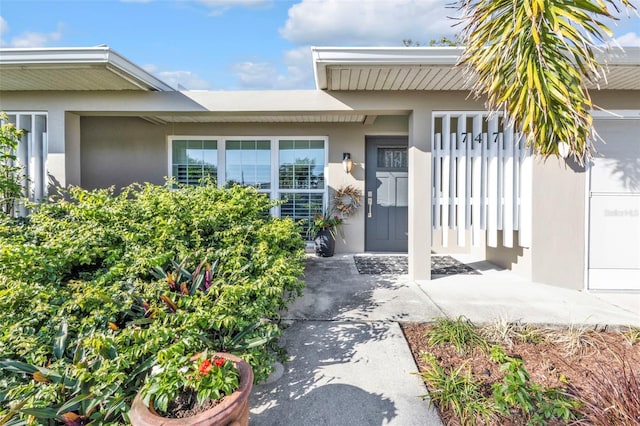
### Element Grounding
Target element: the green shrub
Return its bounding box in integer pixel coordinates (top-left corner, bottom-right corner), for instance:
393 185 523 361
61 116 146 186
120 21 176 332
0 182 305 424
490 346 580 425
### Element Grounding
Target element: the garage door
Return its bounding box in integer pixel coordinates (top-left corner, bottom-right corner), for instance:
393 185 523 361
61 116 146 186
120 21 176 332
588 118 640 290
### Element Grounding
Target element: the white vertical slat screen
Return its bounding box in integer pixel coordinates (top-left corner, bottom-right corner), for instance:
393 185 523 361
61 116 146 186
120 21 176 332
486 116 499 247
456 115 466 247
432 133 441 246
2 112 48 216
441 118 451 247
471 116 483 246
432 112 532 249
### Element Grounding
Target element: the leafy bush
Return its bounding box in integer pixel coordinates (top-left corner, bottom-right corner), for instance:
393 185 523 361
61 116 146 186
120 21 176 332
0 183 305 424
490 346 580 425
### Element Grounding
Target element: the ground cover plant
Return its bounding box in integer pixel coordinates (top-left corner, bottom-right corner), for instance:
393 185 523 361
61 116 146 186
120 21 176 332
0 182 305 424
403 317 640 425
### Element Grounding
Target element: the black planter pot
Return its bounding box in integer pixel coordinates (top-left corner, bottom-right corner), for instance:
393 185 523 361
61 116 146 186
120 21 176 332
314 229 335 257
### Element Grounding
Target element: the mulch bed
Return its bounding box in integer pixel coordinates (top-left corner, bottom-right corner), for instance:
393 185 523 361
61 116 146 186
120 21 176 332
402 323 640 425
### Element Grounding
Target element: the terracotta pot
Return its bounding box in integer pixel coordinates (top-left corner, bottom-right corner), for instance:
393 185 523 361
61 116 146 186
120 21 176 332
129 352 253 426
314 228 335 257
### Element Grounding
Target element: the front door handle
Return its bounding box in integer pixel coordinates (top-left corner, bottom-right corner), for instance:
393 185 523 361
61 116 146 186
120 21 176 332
367 191 373 218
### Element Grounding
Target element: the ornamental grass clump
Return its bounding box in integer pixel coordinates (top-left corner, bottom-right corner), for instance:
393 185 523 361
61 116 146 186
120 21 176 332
569 356 640 425
426 316 489 355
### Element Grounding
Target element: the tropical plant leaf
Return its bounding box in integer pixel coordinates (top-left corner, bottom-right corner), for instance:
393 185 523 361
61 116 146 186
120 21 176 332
19 407 59 420
0 360 38 375
56 393 94 415
458 0 636 164
0 399 27 426
53 318 69 360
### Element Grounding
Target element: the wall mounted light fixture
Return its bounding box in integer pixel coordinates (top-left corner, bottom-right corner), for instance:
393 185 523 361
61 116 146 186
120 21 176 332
342 152 353 174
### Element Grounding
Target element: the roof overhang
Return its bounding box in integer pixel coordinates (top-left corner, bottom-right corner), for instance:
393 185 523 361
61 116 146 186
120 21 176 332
312 46 640 91
66 90 404 124
0 46 174 91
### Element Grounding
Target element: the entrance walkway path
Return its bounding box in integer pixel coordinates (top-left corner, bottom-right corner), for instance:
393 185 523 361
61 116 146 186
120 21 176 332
249 254 639 425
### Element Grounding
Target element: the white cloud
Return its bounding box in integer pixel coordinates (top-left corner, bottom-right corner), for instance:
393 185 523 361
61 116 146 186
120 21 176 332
280 0 458 46
195 0 270 7
0 16 8 36
614 31 640 47
4 22 64 48
193 0 272 16
231 61 278 88
231 46 314 89
120 0 271 15
143 64 211 90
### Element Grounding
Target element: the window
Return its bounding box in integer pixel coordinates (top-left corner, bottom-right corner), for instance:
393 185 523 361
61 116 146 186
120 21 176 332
168 136 327 237
171 139 217 186
225 140 271 190
279 140 324 189
278 139 326 231
377 147 407 169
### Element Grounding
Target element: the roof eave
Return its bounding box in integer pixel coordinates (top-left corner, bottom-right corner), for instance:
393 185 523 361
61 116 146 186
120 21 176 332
312 46 464 90
0 46 174 92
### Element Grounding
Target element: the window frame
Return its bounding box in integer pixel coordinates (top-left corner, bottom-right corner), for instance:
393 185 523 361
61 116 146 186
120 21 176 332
167 136 221 186
167 135 328 220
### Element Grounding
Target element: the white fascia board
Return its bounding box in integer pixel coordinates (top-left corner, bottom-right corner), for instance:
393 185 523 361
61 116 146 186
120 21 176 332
598 46 640 65
591 109 640 119
312 46 464 64
0 46 112 65
105 49 174 91
0 46 174 92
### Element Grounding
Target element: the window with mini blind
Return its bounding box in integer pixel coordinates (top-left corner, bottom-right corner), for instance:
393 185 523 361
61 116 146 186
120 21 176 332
278 139 325 230
168 136 327 234
170 139 217 186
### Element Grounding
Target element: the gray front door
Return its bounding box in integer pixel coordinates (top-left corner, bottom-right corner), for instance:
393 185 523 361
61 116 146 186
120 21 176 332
365 136 408 252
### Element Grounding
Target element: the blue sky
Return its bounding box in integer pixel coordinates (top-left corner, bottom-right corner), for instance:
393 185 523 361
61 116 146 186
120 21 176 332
1 0 639 90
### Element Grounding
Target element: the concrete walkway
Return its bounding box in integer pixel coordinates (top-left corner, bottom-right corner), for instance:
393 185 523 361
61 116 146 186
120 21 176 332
249 254 640 425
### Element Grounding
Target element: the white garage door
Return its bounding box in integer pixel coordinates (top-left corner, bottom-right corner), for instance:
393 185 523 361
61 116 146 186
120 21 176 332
588 118 640 290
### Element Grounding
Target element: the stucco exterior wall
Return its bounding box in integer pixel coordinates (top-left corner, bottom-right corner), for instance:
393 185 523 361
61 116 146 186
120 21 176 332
80 116 168 190
79 114 410 254
3 88 638 286
486 232 532 277
531 157 587 290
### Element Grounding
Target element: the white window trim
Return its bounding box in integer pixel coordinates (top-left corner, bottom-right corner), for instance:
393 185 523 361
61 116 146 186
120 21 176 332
167 135 329 218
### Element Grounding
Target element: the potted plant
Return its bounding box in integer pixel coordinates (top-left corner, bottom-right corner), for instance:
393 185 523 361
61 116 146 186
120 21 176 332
309 208 343 257
129 351 253 426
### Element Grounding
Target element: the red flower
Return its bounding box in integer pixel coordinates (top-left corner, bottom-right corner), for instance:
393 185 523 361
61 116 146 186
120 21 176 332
199 359 213 375
214 357 225 368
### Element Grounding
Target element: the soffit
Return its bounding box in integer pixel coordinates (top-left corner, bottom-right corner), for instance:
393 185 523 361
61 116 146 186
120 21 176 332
0 47 173 91
314 47 640 91
151 113 368 123
321 63 640 91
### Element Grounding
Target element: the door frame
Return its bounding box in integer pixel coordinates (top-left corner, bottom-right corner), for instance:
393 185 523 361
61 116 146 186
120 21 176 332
364 135 409 252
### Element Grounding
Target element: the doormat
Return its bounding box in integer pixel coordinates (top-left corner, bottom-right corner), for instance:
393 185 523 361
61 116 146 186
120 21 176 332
353 255 480 276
